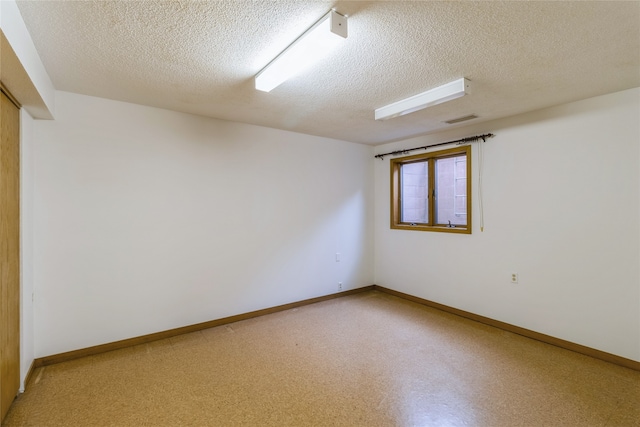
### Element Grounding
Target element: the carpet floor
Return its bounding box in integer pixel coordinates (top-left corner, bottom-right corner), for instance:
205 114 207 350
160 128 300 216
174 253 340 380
4 290 639 426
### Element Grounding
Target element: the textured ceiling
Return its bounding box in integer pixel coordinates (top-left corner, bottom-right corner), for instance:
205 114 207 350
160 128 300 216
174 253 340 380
15 1 640 145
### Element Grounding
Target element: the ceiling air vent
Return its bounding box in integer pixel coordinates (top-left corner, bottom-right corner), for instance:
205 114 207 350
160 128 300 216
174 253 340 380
444 114 478 124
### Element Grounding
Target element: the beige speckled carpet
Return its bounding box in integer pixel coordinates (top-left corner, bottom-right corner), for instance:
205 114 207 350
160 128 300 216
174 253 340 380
4 291 640 426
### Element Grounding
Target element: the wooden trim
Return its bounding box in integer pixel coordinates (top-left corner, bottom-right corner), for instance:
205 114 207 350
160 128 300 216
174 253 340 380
465 145 472 231
390 157 398 229
428 155 435 227
1 89 21 422
0 82 21 109
390 224 471 234
373 285 640 372
34 286 375 368
32 284 640 372
22 360 37 392
390 145 471 234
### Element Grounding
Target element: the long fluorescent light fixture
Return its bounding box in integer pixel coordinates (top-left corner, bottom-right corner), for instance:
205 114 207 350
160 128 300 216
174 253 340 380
375 78 471 121
255 10 347 92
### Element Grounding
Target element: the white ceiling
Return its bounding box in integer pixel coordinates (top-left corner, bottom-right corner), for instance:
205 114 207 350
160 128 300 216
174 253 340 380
15 1 640 146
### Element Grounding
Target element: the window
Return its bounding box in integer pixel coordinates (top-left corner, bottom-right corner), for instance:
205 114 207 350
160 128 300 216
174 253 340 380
390 145 471 233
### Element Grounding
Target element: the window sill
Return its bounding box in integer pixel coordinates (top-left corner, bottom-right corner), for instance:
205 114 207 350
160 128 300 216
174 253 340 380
391 224 471 234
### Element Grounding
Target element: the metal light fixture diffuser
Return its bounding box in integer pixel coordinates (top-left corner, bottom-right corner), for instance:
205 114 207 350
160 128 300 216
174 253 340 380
375 78 471 121
255 10 347 92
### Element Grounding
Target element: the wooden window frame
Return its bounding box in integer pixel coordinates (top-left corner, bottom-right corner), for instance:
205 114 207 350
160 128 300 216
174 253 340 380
390 145 471 234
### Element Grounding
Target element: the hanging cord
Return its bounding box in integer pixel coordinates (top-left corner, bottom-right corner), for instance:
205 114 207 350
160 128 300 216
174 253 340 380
477 136 485 232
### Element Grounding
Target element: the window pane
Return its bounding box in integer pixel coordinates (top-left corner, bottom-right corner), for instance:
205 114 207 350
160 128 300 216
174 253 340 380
401 161 428 223
435 155 466 225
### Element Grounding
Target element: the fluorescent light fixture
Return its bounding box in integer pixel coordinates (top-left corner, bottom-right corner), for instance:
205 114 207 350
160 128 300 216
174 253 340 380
375 78 471 121
255 10 347 92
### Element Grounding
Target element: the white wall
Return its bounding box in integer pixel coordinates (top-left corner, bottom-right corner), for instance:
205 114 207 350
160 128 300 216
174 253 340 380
30 88 640 362
19 109 35 390
32 91 374 357
374 88 640 362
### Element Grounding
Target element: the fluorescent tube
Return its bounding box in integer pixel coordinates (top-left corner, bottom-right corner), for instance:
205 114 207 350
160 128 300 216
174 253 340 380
255 10 347 92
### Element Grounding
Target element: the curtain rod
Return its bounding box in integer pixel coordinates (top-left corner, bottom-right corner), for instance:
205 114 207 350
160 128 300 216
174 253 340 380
374 133 494 159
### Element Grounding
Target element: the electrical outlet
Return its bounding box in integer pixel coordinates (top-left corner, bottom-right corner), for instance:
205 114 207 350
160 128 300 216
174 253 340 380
338 282 343 291
511 273 519 284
